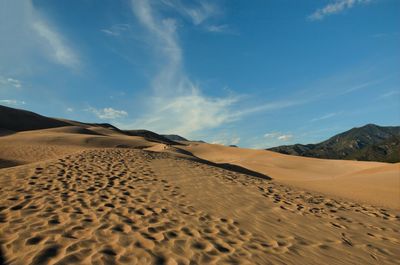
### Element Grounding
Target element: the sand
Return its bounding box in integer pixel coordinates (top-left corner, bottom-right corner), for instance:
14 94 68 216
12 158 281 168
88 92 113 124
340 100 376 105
0 128 399 264
180 143 400 210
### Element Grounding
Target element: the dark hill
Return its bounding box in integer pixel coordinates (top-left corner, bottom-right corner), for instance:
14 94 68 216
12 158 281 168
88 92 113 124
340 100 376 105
268 124 400 163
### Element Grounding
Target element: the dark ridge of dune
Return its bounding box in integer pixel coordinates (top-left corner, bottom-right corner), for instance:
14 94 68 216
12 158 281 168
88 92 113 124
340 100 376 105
0 159 22 169
162 134 188 141
0 128 15 137
39 126 105 136
0 105 71 132
0 105 181 147
124 129 183 145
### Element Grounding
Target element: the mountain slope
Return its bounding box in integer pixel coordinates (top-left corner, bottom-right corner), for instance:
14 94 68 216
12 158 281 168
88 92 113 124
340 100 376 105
268 124 400 162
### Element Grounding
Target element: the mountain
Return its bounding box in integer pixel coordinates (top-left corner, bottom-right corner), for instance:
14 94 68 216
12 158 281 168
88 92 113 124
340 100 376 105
268 124 400 163
162 134 188 141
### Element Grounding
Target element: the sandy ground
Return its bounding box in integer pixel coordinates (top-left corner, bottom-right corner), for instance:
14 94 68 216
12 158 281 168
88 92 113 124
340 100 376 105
180 143 400 210
0 128 399 264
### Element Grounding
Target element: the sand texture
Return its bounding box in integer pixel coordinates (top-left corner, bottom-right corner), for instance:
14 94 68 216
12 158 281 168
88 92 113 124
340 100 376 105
181 143 400 209
0 147 398 264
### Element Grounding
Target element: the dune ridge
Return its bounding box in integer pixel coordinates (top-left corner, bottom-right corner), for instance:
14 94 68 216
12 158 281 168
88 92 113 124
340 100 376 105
180 143 400 209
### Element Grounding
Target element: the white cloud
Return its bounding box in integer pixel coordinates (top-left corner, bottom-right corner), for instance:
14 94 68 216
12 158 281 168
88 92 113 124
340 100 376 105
311 112 338 122
264 132 293 141
0 76 22 88
161 0 219 25
210 133 240 146
127 0 307 137
206 24 227 32
205 24 237 35
379 90 400 99
33 20 79 69
130 89 238 135
101 24 131 37
308 0 371 21
231 137 240 145
0 1 79 71
277 134 293 141
128 0 239 136
232 99 307 118
66 107 74 112
0 99 26 106
87 107 128 120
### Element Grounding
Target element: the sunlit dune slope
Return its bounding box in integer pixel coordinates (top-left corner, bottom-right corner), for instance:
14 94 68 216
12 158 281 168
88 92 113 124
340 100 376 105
179 142 400 209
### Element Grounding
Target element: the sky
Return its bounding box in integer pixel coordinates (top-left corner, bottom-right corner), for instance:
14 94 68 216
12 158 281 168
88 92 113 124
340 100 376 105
0 0 399 148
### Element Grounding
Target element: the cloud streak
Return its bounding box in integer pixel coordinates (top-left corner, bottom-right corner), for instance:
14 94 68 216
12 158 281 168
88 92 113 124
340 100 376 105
127 0 308 137
0 76 22 89
128 0 241 136
311 112 339 122
101 24 131 37
0 0 80 72
161 0 219 25
87 107 128 120
33 20 80 69
0 99 26 106
308 0 371 21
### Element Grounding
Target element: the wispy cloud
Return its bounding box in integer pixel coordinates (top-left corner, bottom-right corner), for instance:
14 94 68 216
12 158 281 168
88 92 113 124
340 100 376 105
277 134 293 141
211 136 240 146
260 132 294 148
232 99 308 118
264 132 293 141
101 24 131 37
341 77 386 94
0 1 80 71
0 76 22 89
87 107 128 120
127 0 239 136
205 24 237 35
308 0 371 21
162 0 219 25
132 90 238 135
311 112 339 122
127 0 307 136
33 20 80 69
379 90 400 99
0 99 26 106
370 32 400 39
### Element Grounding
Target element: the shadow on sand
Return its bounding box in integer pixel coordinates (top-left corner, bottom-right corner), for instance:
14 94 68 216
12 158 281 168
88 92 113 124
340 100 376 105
196 159 272 180
0 245 6 265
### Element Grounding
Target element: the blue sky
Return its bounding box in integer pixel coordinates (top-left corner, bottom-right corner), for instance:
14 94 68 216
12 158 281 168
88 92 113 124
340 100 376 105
0 0 399 148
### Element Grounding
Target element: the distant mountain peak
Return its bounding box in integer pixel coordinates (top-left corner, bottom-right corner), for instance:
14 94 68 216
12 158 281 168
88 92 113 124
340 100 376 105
268 124 400 163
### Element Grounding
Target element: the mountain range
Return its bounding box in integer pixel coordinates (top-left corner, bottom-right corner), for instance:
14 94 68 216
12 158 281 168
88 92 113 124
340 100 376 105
268 124 400 163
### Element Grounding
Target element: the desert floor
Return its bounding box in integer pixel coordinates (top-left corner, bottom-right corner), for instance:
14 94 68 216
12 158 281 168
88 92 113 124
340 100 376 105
0 128 399 264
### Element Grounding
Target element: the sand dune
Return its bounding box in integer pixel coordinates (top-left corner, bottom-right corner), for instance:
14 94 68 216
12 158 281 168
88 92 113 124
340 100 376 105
0 148 399 265
179 143 400 210
0 122 399 264
0 126 158 168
